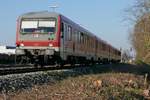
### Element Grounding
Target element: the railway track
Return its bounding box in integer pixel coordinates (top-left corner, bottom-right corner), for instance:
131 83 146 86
0 64 82 76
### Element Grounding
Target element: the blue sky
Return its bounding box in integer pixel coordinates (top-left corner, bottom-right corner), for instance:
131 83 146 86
0 0 134 49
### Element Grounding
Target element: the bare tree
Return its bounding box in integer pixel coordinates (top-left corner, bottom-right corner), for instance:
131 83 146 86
126 0 150 64
125 0 150 23
133 15 150 63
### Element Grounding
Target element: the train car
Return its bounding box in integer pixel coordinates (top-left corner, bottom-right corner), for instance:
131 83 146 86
15 11 121 66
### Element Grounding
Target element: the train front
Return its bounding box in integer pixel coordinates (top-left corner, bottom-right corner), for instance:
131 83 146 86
15 12 61 66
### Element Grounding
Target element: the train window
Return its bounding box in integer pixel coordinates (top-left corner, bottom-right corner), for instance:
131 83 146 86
21 19 56 34
90 38 91 48
61 23 64 32
74 30 78 42
90 39 92 48
84 35 87 46
68 26 72 41
22 21 38 29
102 43 105 51
78 31 81 43
85 35 88 45
64 23 68 41
87 36 89 47
83 33 85 44
83 34 85 45
39 20 55 27
72 29 75 41
91 38 93 48
61 23 64 38
81 32 84 44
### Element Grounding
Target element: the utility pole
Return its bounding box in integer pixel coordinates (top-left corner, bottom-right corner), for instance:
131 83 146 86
49 4 59 12
120 47 123 63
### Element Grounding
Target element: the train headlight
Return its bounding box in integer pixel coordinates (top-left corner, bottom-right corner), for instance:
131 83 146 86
49 43 53 47
20 43 24 47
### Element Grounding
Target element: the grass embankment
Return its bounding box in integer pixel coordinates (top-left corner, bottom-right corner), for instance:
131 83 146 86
0 64 150 99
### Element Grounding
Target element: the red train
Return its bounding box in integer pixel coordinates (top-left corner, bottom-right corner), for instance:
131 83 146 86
15 11 121 66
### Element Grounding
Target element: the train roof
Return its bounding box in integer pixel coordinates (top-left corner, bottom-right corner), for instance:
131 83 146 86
19 11 60 19
60 14 97 38
19 11 97 37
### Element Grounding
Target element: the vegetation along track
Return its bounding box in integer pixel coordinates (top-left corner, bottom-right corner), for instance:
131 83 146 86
0 63 149 95
0 63 149 76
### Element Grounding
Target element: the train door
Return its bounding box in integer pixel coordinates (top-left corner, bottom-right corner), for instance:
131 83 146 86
60 22 65 60
60 22 67 60
72 29 75 53
95 38 98 60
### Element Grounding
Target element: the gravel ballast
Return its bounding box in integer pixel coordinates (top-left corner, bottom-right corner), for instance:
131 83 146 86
0 65 100 93
0 69 76 93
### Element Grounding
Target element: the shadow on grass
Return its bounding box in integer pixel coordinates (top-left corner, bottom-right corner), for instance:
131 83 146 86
49 63 150 86
69 63 150 79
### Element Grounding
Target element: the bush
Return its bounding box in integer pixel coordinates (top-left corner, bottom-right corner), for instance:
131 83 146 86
135 59 145 65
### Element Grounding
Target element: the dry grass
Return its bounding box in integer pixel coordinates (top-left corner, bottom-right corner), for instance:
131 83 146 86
0 72 147 100
0 63 150 100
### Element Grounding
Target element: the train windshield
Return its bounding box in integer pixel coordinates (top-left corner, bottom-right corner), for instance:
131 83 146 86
21 19 56 34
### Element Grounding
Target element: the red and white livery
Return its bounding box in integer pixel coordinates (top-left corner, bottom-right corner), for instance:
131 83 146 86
16 11 121 66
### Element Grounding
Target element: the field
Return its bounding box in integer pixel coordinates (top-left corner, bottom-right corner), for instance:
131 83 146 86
0 63 150 100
